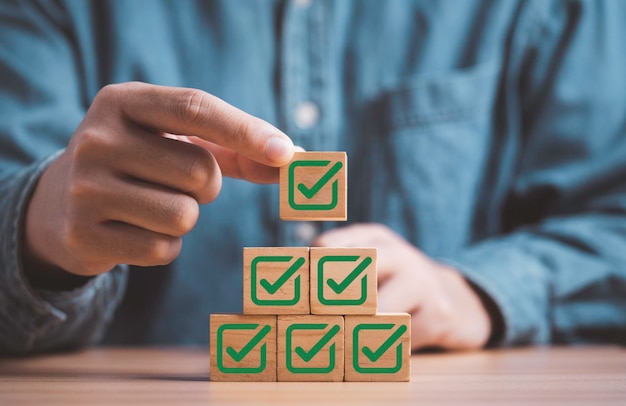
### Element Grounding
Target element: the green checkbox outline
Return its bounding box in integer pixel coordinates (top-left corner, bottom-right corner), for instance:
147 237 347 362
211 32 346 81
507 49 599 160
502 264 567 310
318 255 370 306
353 324 407 374
288 160 340 210
251 256 304 306
216 323 271 374
286 323 339 374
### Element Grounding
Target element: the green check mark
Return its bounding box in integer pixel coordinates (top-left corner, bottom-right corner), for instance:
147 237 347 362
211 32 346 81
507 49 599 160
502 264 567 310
297 161 343 199
361 324 407 362
217 323 271 373
294 324 341 362
251 256 304 306
318 255 371 305
353 323 407 374
225 325 272 362
259 257 306 294
326 256 372 294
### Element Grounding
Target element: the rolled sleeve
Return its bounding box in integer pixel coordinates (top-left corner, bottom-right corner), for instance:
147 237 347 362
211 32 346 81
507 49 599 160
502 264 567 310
441 212 626 347
0 152 127 355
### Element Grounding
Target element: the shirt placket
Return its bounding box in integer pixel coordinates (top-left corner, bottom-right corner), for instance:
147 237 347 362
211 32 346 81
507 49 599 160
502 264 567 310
277 0 333 247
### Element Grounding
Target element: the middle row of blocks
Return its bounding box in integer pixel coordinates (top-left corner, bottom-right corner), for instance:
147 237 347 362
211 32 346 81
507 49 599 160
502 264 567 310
243 247 377 315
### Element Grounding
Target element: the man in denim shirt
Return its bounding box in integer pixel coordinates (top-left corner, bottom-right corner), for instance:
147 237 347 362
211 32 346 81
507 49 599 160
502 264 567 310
1 0 625 354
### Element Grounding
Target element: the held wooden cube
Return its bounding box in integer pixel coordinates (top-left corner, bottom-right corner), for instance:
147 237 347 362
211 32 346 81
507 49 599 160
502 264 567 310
280 151 347 221
243 247 310 315
344 313 411 382
210 314 277 382
277 315 344 382
310 247 377 315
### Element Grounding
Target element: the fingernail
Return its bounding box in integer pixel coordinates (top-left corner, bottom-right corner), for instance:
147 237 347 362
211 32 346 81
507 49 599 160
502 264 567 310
266 137 294 164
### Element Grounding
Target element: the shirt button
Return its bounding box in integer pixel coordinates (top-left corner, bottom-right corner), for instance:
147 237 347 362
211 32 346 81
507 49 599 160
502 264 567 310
295 222 318 244
294 101 320 129
294 0 312 8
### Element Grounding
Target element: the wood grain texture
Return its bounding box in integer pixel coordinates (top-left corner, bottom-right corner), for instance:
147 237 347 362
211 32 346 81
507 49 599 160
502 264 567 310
243 247 310 315
209 314 276 381
344 313 411 382
1 347 625 405
279 151 347 221
277 315 345 382
310 247 377 315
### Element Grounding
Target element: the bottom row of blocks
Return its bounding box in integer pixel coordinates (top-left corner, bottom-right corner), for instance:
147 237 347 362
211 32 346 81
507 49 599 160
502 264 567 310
210 313 411 382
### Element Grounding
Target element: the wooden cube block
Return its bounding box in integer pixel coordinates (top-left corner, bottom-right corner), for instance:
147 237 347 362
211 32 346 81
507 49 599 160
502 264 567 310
344 313 411 382
310 247 377 315
280 151 347 221
210 314 277 381
277 315 344 382
243 247 310 315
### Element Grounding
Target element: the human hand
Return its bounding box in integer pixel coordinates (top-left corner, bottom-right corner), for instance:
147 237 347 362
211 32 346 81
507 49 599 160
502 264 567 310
23 82 295 278
314 223 492 350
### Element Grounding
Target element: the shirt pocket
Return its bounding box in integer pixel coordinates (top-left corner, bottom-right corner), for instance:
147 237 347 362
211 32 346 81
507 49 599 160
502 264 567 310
361 61 500 256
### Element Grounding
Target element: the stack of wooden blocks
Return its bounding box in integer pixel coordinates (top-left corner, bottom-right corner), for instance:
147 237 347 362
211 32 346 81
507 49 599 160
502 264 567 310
210 152 411 382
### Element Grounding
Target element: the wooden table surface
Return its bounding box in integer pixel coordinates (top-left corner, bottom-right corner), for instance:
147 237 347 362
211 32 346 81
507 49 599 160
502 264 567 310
1 346 624 405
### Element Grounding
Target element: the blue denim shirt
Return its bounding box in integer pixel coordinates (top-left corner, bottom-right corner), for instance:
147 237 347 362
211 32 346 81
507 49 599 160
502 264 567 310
1 0 625 354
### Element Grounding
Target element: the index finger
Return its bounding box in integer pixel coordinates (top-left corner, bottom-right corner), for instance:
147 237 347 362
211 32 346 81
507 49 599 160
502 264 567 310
102 82 295 167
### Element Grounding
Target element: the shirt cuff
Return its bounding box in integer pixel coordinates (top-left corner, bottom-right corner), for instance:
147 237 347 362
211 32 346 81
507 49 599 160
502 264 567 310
438 233 551 347
0 152 127 353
